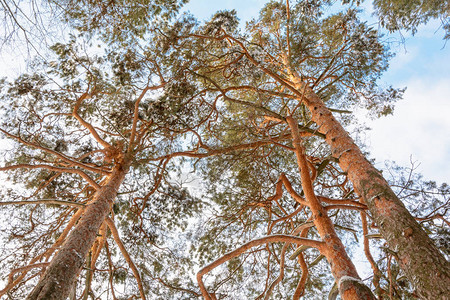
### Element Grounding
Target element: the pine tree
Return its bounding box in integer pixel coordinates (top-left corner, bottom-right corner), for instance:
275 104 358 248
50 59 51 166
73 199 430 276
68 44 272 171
173 1 449 298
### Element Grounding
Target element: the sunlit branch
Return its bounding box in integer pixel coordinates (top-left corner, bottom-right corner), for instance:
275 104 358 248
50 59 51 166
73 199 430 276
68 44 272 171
264 222 315 299
317 196 367 209
293 252 308 300
193 71 284 120
105 217 146 300
194 65 325 138
128 84 165 152
0 164 101 190
0 199 85 207
104 242 118 300
0 128 111 175
91 222 107 271
415 214 450 226
73 92 111 148
7 263 49 289
360 211 382 296
148 136 291 162
25 172 61 200
82 251 93 300
44 207 85 261
312 43 350 88
153 277 201 297
324 204 367 212
275 173 308 206
134 158 169 214
267 205 304 235
223 34 304 97
197 235 324 300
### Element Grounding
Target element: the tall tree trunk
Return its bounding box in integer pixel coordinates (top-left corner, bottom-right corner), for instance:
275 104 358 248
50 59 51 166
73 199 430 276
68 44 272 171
290 76 450 299
287 116 375 300
27 163 129 300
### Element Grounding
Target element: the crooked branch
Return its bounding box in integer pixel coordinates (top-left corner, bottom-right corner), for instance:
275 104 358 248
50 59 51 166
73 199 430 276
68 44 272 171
0 164 101 190
73 92 111 149
0 199 85 207
105 217 146 300
0 128 111 175
128 84 165 152
197 234 323 300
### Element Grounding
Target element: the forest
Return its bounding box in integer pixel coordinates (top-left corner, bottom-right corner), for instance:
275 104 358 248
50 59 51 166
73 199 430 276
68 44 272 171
0 0 449 299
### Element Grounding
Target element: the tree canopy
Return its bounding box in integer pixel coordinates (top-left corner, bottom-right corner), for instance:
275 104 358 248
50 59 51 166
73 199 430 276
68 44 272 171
0 1 449 299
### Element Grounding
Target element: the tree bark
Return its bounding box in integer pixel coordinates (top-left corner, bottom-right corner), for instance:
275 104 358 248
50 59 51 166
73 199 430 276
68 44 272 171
290 77 450 299
287 116 375 300
27 163 129 300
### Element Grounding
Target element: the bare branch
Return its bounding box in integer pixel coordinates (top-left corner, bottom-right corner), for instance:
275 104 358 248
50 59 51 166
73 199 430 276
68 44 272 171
0 163 101 190
197 234 324 300
73 92 111 148
128 84 165 152
264 222 315 299
0 199 85 207
0 128 111 175
105 217 146 300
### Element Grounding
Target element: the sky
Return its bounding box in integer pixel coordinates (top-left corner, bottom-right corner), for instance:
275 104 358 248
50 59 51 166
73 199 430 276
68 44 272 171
367 23 450 183
1 1 447 183
0 0 448 294
183 0 450 184
180 0 450 280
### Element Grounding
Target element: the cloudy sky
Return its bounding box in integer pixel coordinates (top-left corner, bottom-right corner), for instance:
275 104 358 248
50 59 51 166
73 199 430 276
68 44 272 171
184 0 450 184
367 23 450 183
181 0 450 279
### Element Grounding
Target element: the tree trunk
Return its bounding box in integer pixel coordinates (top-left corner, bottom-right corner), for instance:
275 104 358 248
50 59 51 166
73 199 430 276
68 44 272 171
290 77 450 299
287 116 375 300
27 163 129 300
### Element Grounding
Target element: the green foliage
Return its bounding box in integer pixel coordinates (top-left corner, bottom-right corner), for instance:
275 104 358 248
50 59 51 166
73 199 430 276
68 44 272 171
204 9 240 36
53 0 188 42
0 0 448 299
373 0 450 39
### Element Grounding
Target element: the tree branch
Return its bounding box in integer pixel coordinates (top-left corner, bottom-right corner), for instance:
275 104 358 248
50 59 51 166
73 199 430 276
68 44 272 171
0 128 111 175
105 217 146 300
0 199 85 207
197 234 323 300
128 84 165 152
73 92 111 148
0 164 101 190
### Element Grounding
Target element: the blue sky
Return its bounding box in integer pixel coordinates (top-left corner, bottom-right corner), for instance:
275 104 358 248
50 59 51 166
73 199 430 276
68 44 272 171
367 21 450 183
181 0 449 281
184 0 450 183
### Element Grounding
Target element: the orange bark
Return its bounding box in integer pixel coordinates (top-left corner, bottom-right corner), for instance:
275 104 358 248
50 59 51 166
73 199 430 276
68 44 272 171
289 78 450 299
105 217 146 300
286 116 375 300
26 163 129 300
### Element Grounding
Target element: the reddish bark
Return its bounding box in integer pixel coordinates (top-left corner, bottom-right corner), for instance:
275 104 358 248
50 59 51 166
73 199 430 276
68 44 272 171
287 116 375 300
26 163 129 300
290 79 450 299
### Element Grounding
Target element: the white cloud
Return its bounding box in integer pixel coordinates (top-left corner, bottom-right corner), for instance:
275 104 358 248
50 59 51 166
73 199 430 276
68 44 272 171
367 78 450 183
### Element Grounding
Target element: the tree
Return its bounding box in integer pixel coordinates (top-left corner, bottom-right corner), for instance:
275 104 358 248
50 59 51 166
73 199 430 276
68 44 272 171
0 2 209 298
1 0 449 299
0 0 188 50
171 1 449 298
372 0 450 39
344 0 450 39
